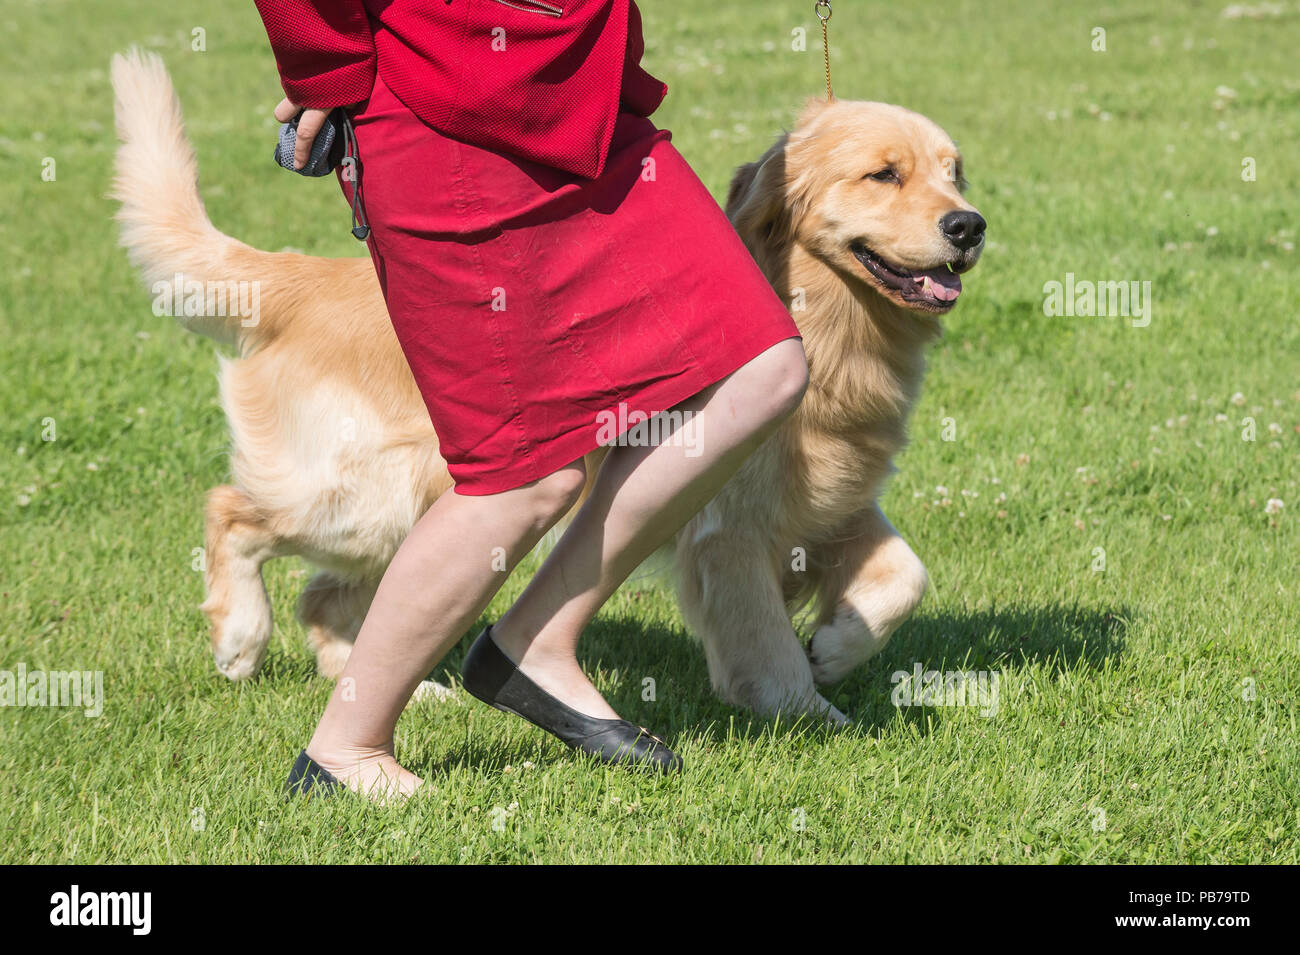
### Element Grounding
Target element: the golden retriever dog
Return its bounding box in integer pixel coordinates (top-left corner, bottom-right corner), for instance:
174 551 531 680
110 50 983 719
678 99 984 723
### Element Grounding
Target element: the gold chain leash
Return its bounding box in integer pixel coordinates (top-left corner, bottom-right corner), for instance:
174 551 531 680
815 1 833 101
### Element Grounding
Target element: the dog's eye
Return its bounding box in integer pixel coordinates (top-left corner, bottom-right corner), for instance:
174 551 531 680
864 167 900 184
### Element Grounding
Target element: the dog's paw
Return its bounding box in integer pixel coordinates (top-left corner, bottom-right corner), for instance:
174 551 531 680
207 603 273 682
808 615 865 688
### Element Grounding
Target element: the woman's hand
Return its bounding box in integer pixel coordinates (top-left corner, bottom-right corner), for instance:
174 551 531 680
274 97 332 171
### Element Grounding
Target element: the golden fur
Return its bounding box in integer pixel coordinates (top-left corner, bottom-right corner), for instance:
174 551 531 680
110 50 982 718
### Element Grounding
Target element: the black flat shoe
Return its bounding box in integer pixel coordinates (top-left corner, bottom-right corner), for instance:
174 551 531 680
284 749 342 798
461 626 683 774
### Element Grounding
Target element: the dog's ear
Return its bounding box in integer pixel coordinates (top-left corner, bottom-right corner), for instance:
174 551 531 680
725 137 790 245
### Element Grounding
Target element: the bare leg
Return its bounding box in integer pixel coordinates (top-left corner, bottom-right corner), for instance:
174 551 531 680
304 463 588 801
491 338 808 718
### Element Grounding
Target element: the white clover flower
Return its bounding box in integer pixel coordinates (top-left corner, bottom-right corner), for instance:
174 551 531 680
1265 498 1284 515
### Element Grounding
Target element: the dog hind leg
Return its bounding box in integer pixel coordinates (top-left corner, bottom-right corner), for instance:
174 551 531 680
296 571 374 679
200 484 285 681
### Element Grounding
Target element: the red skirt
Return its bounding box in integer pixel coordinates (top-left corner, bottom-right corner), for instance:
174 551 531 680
344 70 800 495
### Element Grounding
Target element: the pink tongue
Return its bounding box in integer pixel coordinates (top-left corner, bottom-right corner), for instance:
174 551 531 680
913 267 962 302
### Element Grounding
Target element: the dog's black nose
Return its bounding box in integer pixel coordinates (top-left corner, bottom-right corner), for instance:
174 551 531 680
940 210 986 250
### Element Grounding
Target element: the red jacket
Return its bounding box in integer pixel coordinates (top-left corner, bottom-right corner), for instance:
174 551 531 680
254 0 668 179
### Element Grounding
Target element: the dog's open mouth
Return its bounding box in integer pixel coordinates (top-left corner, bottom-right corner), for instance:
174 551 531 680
851 243 962 311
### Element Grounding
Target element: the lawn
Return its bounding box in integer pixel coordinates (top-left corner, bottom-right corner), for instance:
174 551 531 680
1 0 1296 863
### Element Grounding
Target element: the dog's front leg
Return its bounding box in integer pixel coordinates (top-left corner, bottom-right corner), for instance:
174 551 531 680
808 506 928 687
677 508 846 724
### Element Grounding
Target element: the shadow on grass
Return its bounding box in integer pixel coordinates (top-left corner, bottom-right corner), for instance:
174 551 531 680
411 602 1130 772
473 602 1124 725
255 650 323 687
841 603 1131 732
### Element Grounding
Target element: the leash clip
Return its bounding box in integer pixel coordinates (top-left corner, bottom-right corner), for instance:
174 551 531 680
815 1 834 101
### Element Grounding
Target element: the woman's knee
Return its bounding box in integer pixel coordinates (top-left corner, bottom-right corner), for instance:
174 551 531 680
521 461 588 527
751 338 810 422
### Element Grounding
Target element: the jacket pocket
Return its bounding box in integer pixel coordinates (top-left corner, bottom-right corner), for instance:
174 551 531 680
484 0 563 16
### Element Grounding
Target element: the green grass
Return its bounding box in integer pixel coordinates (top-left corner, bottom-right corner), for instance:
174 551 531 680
1 0 1297 863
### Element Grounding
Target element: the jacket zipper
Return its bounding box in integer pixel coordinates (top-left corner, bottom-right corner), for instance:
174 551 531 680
485 0 563 16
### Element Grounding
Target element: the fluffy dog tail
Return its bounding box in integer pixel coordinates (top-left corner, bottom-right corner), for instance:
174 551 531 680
110 48 279 349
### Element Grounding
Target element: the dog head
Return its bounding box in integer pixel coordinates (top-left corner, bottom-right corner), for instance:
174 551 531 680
728 97 984 315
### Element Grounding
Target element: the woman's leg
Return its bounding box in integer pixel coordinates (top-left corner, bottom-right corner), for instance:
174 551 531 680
490 338 808 718
304 337 805 799
304 462 587 800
